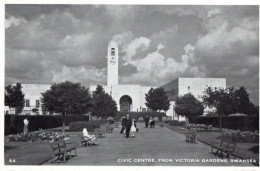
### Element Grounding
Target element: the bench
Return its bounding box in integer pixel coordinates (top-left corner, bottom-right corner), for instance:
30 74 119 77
185 131 197 143
211 139 236 158
50 138 77 163
78 134 91 146
106 124 114 133
95 126 106 138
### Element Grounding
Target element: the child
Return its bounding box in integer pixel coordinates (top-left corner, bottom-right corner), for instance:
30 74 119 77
130 119 137 138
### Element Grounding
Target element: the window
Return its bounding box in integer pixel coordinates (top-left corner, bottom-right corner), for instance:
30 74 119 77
142 108 146 112
36 100 40 108
111 48 115 56
26 100 30 107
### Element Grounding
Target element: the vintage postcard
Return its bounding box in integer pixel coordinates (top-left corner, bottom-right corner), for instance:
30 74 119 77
2 1 259 171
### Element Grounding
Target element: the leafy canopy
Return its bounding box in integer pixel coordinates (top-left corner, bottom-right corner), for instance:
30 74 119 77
41 81 92 115
5 83 25 114
201 86 258 115
174 93 204 118
91 85 117 118
145 87 170 112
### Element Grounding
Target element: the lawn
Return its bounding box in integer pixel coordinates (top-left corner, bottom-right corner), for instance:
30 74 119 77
4 132 82 165
164 123 259 166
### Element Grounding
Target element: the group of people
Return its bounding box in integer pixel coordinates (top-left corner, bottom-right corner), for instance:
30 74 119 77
81 114 156 143
120 114 138 138
120 114 156 138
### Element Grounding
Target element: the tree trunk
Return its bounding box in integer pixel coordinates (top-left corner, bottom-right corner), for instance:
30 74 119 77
186 116 189 125
62 112 66 133
219 114 222 131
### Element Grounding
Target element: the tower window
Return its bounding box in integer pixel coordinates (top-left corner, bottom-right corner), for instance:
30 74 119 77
111 48 115 56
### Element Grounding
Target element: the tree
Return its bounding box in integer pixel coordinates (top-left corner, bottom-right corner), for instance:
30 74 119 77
201 86 258 130
5 83 25 114
233 87 258 115
91 85 117 118
145 87 170 112
174 93 204 124
41 81 92 132
202 86 257 115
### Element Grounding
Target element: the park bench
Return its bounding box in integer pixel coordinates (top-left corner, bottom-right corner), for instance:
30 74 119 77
211 139 236 158
185 131 197 143
78 133 91 146
106 124 114 133
50 138 77 163
95 125 106 138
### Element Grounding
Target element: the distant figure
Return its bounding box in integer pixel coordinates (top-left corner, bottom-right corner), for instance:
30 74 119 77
23 118 29 135
120 116 126 134
144 115 149 128
149 118 155 128
82 128 98 145
125 114 132 138
130 119 137 138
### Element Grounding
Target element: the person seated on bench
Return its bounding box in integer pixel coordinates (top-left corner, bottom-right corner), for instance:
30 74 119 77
149 118 155 128
82 128 98 145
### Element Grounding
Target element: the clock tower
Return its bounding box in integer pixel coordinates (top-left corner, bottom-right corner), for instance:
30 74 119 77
107 41 119 86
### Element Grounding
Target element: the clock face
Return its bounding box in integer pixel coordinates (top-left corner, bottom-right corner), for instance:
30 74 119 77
110 57 116 65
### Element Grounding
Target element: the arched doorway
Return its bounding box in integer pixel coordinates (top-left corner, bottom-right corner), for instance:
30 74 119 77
119 95 132 112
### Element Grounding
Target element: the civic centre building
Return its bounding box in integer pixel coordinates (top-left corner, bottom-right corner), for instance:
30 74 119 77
5 41 226 120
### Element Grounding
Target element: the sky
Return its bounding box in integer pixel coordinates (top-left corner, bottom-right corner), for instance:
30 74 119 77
5 5 259 104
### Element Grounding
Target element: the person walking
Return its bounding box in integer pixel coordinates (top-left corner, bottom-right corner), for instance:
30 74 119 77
120 116 126 134
144 115 149 128
125 114 132 138
23 118 29 135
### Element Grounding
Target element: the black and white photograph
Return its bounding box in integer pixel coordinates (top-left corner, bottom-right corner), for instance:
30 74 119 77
2 1 259 169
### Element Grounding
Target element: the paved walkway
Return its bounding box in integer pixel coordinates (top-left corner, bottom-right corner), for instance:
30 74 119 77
45 126 254 166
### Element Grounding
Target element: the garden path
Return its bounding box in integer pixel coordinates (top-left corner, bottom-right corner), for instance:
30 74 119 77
45 124 253 166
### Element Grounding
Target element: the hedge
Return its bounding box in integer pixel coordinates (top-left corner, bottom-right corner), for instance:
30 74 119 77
5 114 89 135
115 111 166 121
167 120 186 127
69 121 104 131
189 115 259 132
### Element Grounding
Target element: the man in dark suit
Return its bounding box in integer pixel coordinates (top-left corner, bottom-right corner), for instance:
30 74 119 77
120 116 126 134
125 114 132 138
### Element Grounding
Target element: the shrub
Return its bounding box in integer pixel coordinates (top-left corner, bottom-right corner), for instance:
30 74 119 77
115 112 166 121
69 121 103 131
189 115 259 132
153 117 159 121
168 120 186 126
138 117 144 121
218 130 259 143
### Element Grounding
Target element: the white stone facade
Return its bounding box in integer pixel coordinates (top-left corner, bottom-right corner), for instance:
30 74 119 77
4 84 51 115
90 41 154 112
161 77 226 121
6 41 227 120
89 84 154 112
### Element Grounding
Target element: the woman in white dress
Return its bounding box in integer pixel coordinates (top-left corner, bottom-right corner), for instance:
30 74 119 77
130 119 136 138
82 128 98 145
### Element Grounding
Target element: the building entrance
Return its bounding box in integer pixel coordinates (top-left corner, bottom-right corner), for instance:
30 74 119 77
119 95 132 112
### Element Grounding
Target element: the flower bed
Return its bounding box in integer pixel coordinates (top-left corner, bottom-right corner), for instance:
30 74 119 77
187 124 212 130
8 129 70 142
218 130 259 143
